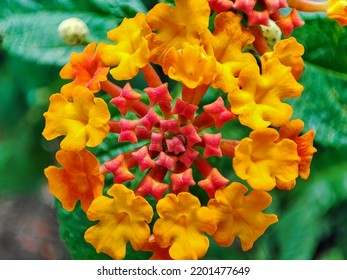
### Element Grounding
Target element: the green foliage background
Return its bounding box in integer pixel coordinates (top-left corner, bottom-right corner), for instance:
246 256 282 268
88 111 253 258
0 0 346 260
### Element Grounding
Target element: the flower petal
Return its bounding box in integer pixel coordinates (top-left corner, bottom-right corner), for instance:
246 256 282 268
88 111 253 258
228 58 303 130
44 149 104 212
154 192 216 259
42 86 110 151
84 184 153 259
233 128 301 190
208 182 278 251
99 13 151 80
146 0 210 65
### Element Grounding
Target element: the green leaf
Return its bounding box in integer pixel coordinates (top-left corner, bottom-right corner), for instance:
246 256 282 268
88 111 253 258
289 63 347 147
89 0 147 16
0 0 43 18
56 200 112 260
288 17 347 147
0 11 121 66
293 17 347 74
274 148 347 259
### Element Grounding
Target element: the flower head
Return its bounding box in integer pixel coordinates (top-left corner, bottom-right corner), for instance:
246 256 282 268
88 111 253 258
42 0 320 260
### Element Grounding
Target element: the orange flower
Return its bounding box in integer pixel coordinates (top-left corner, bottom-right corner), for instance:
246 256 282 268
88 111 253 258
233 128 301 190
99 13 151 80
44 149 104 212
60 42 109 99
42 86 110 151
146 0 210 65
261 37 304 80
153 192 216 259
327 0 347 26
276 119 317 190
206 11 256 93
208 182 278 251
228 58 303 130
162 43 216 89
84 184 153 260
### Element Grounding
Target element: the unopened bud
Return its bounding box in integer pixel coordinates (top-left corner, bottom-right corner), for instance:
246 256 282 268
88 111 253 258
58 17 89 45
260 20 282 50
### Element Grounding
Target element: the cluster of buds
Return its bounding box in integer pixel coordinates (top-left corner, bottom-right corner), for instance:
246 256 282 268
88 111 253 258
208 0 346 38
42 0 345 260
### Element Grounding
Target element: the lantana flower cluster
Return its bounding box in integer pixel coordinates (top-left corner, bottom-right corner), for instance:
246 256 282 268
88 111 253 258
42 0 345 260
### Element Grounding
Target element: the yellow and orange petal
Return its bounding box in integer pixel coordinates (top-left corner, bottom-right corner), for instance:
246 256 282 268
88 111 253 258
233 128 301 191
261 37 305 80
60 42 109 99
206 11 256 93
42 86 110 151
278 119 317 180
208 182 278 251
99 13 151 80
153 192 216 260
84 184 153 260
327 0 347 26
162 43 216 89
146 0 210 65
44 149 104 212
228 58 303 130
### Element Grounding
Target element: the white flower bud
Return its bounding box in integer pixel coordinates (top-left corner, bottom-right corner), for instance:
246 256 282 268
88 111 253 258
260 20 282 50
58 17 89 45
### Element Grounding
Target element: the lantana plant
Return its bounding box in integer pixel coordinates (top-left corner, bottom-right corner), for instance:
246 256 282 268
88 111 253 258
42 0 346 260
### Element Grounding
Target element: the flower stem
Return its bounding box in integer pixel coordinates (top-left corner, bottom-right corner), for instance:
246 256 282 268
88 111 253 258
220 139 240 157
193 155 212 178
250 25 271 55
100 80 122 97
287 0 329 12
191 84 209 106
193 112 215 131
141 63 163 88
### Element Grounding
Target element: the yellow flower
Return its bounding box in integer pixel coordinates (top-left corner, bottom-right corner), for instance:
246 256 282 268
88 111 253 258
99 13 151 80
208 182 278 251
228 58 303 130
276 119 317 190
153 192 216 259
44 149 104 212
146 0 210 65
84 184 153 260
206 11 256 93
327 0 347 26
42 86 110 151
59 42 109 99
233 128 301 191
162 43 216 89
261 37 304 80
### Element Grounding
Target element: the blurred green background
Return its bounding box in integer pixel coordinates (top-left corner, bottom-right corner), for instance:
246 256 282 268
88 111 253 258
0 0 346 260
